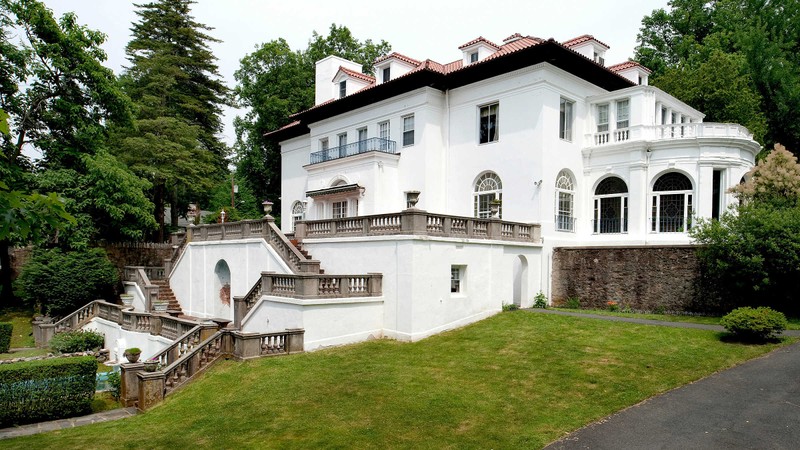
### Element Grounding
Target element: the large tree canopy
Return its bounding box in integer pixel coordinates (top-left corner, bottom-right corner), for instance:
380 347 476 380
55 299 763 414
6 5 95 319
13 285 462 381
635 0 800 152
116 0 231 239
233 24 390 214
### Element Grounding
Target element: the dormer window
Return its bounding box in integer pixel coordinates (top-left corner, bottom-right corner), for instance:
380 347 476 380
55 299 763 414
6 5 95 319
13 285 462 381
383 67 391 83
594 51 605 66
339 80 346 98
470 52 479 63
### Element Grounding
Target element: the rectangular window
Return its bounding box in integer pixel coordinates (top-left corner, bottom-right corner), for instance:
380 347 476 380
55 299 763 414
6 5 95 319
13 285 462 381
357 127 367 152
402 115 414 146
479 103 499 144
451 266 464 293
378 121 390 150
332 201 348 219
616 99 630 129
337 133 347 158
320 138 329 151
382 67 390 82
661 107 668 125
597 104 609 132
339 80 346 98
712 169 723 220
559 98 574 141
470 52 478 63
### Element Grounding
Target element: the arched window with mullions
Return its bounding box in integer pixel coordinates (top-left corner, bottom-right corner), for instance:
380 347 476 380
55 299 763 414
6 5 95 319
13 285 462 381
555 170 576 232
651 172 693 232
474 172 502 218
290 201 305 232
593 177 628 234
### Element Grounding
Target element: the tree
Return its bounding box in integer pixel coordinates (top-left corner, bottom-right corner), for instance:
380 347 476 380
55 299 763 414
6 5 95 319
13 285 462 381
691 144 800 314
635 0 800 152
119 0 231 239
234 25 390 214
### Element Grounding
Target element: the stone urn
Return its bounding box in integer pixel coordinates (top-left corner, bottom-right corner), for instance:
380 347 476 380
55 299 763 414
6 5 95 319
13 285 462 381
152 302 169 313
143 359 159 372
120 294 134 307
124 349 141 363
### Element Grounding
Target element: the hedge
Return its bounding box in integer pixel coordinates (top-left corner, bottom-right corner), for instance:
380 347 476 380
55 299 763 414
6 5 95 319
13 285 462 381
0 323 11 354
0 356 97 426
50 329 104 353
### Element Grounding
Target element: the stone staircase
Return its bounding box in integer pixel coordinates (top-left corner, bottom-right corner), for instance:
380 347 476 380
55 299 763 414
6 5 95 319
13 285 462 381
290 239 324 274
151 279 182 313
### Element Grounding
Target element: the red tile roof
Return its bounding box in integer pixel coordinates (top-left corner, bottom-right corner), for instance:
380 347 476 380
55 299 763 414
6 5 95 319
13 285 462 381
336 66 375 83
458 36 500 50
608 61 652 74
561 34 610 50
374 52 421 67
503 33 524 43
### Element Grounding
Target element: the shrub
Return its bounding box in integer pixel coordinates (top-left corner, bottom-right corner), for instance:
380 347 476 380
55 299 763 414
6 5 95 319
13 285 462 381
720 307 787 341
0 323 11 353
49 330 105 353
533 292 548 309
15 247 118 317
502 303 519 312
565 297 581 309
107 371 121 401
606 301 619 312
0 356 97 426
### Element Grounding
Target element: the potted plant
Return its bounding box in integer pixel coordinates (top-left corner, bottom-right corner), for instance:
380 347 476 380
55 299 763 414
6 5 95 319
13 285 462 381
123 347 141 363
120 293 134 307
152 301 169 313
143 357 160 372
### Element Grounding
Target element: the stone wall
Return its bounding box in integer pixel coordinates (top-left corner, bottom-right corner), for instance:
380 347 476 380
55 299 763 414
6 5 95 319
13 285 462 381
551 245 700 312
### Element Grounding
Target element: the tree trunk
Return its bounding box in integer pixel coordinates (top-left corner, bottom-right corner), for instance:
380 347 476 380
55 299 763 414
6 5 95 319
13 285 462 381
169 186 179 230
0 241 18 307
154 182 165 242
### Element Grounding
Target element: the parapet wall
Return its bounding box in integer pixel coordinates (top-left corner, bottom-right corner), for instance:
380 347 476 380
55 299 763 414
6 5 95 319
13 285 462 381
551 245 700 312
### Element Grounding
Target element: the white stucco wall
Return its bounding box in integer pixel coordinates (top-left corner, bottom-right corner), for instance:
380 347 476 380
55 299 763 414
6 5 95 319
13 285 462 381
169 239 293 320
83 318 171 363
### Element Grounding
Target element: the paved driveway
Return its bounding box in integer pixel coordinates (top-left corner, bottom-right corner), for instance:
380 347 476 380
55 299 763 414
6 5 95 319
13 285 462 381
545 340 800 449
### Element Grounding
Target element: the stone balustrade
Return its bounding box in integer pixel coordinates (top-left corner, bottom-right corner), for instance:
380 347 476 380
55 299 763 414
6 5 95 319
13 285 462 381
122 328 304 410
232 271 383 328
123 266 161 311
32 299 208 348
184 216 320 274
294 209 541 243
587 122 754 147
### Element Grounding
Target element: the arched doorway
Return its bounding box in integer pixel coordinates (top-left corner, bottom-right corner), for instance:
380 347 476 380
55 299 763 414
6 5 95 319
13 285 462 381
214 260 231 306
512 255 528 307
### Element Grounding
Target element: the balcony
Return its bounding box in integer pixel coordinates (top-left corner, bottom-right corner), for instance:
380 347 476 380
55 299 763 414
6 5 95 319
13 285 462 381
587 123 753 147
310 137 397 165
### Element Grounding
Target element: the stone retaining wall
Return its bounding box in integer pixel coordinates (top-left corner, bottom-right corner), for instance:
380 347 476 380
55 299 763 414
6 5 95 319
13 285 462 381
551 245 700 312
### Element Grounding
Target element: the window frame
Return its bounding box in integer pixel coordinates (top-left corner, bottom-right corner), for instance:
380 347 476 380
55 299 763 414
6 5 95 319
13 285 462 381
451 265 465 294
651 172 694 233
559 97 574 141
473 172 503 218
402 114 415 147
478 102 499 144
555 170 576 232
382 67 390 83
616 99 630 129
596 104 609 133
339 80 346 99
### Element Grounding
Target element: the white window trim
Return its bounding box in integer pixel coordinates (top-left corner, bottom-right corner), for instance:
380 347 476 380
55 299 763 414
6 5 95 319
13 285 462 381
559 97 574 141
478 102 499 144
402 114 415 147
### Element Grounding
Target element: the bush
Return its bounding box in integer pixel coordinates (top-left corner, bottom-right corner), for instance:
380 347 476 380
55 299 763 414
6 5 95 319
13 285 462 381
502 303 519 311
15 247 118 317
720 307 788 341
0 323 11 353
107 371 121 401
0 356 97 426
533 292 548 309
49 330 104 353
565 297 581 309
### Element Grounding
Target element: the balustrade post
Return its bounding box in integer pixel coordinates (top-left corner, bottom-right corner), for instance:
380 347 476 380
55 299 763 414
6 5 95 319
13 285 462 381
443 217 452 235
150 315 162 336
163 257 172 277
221 223 226 240
401 209 427 235
136 371 165 411
487 218 502 239
362 217 370 234
261 271 274 296
121 362 144 407
233 296 246 329
33 320 54 348
368 273 382 296
199 325 218 342
339 277 349 297
294 222 307 240
532 224 542 242
295 275 317 298
242 222 251 238
466 219 475 238
232 331 261 359
286 329 304 354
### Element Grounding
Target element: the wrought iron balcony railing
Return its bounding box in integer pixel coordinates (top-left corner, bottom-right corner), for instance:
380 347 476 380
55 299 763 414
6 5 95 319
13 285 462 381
310 137 397 164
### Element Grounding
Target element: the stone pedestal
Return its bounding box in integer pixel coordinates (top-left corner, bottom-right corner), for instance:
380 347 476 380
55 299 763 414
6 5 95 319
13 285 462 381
137 371 165 411
120 362 145 407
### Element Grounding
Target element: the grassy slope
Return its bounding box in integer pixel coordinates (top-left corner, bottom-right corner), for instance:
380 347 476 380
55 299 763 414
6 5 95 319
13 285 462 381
552 308 800 330
0 309 35 349
0 312 792 449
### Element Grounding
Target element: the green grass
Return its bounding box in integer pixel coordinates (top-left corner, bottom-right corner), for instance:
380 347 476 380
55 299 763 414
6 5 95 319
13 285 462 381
0 312 793 449
0 308 36 349
552 307 800 330
0 348 50 360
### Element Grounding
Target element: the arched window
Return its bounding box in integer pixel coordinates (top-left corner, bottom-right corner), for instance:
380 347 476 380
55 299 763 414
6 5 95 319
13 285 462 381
474 172 502 218
593 177 628 234
291 201 305 231
555 170 575 232
652 172 693 232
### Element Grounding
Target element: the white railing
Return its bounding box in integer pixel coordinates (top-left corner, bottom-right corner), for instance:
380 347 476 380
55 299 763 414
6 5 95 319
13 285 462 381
587 123 754 147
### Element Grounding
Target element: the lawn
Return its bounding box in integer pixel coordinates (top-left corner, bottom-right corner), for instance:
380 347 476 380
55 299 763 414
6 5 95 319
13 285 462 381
552 307 800 330
0 308 36 349
0 312 793 449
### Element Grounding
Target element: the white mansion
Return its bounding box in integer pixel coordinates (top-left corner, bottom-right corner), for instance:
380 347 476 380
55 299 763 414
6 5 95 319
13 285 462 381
102 33 759 354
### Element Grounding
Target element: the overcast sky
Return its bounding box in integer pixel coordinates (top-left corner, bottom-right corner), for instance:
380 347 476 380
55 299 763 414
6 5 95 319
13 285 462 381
44 0 670 147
